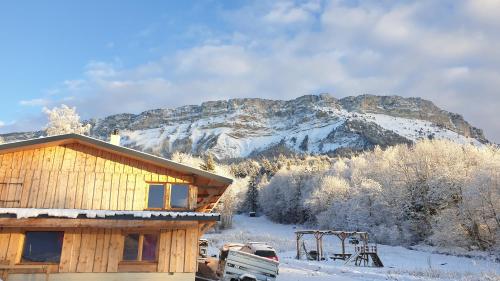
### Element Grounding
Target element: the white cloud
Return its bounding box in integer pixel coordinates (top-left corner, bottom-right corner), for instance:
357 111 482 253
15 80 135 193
63 79 85 90
0 120 4 127
174 45 251 77
12 0 500 142
263 1 318 24
19 98 50 107
463 0 500 26
85 61 118 78
443 66 470 81
372 4 417 44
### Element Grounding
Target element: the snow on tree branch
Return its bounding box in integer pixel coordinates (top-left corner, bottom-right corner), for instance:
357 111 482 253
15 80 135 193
43 104 91 136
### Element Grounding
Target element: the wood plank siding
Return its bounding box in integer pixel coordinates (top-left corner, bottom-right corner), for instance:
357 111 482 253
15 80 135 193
0 143 197 210
0 226 199 274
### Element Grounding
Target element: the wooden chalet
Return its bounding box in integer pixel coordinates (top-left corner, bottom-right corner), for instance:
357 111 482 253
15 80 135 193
0 133 232 281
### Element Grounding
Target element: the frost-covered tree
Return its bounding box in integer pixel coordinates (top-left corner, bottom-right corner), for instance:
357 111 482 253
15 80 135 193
44 104 91 136
0 136 4 144
170 141 500 250
260 163 327 224
260 158 279 176
230 160 260 178
200 153 216 172
258 140 500 250
305 175 349 216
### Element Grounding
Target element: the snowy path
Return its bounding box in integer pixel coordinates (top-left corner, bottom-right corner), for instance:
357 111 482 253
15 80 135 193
204 215 500 281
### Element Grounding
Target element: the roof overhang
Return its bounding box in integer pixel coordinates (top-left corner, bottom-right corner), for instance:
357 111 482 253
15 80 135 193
0 208 220 220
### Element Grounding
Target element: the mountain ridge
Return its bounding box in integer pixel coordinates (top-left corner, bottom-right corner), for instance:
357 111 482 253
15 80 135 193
0 94 488 159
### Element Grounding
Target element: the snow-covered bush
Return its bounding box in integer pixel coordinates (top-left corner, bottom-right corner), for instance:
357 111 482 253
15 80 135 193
44 104 91 136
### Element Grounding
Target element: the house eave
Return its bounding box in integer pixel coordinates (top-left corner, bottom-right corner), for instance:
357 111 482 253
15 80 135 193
0 208 220 221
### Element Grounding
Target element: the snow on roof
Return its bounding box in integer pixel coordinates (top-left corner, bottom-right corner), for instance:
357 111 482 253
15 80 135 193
0 208 219 220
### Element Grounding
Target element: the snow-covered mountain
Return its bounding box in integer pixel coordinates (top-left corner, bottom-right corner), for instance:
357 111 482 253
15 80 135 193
1 94 488 159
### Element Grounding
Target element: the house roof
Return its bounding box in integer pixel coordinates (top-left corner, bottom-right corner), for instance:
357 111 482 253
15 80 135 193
0 133 233 186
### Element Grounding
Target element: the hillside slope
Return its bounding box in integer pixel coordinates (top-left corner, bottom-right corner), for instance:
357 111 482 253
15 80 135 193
1 94 487 159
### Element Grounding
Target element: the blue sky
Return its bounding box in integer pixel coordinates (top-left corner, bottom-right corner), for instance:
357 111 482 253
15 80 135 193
1 0 500 142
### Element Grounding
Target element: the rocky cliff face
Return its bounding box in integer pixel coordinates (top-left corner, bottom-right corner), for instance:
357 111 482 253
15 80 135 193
1 94 488 160
339 95 486 141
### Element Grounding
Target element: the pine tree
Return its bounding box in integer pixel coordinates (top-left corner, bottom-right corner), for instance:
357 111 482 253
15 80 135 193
261 158 278 177
200 153 216 172
299 135 309 151
244 176 259 213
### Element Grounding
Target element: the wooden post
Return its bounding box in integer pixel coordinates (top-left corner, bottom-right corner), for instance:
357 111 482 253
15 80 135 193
314 232 324 261
319 235 323 261
314 232 320 261
362 233 368 247
341 236 346 256
296 233 302 260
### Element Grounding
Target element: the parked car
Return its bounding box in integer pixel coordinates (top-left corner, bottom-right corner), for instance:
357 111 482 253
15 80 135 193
239 242 279 262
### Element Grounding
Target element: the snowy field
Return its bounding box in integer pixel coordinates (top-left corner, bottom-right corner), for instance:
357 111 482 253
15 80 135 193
204 215 500 281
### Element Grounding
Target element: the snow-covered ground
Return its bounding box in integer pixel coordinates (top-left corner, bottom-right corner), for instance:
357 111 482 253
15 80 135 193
204 215 500 281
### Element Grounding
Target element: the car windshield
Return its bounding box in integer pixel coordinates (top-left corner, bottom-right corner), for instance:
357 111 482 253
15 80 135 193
255 250 276 258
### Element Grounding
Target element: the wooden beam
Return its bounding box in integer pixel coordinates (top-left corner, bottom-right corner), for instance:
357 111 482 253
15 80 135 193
199 222 216 234
313 232 324 261
296 233 303 260
195 188 221 212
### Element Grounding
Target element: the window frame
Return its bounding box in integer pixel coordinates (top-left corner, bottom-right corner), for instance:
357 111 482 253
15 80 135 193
145 184 167 210
20 231 65 264
121 232 160 263
145 182 192 211
169 184 190 209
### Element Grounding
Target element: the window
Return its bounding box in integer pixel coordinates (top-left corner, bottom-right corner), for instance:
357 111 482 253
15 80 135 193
146 183 191 210
170 184 189 209
142 234 158 261
123 234 140 261
147 184 165 209
22 231 64 263
122 233 158 262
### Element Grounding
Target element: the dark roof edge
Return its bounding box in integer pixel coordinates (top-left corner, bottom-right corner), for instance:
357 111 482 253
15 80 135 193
0 133 233 186
0 213 220 222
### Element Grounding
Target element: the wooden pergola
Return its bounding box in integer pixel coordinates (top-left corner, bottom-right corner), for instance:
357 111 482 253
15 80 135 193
295 230 369 261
